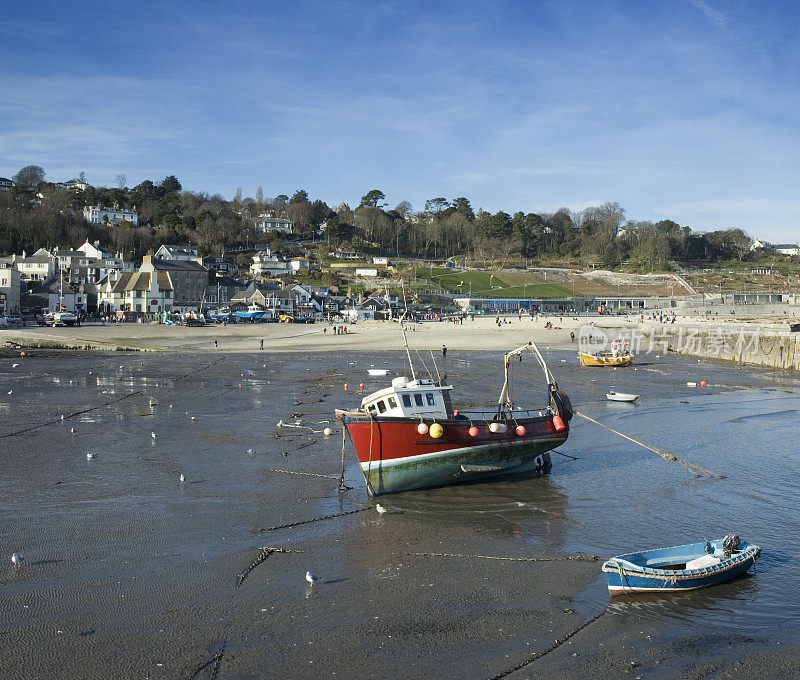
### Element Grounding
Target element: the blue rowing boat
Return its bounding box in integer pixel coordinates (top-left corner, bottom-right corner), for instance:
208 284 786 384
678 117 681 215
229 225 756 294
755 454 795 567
602 534 761 594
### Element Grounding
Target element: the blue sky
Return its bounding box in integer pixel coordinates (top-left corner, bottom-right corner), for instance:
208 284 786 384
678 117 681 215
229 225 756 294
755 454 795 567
1 0 798 240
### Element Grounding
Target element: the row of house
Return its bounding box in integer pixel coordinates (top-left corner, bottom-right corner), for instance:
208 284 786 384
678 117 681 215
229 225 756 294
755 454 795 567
751 240 800 256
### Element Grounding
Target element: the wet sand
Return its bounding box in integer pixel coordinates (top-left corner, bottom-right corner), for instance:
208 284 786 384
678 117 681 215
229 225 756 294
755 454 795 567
1 348 799 678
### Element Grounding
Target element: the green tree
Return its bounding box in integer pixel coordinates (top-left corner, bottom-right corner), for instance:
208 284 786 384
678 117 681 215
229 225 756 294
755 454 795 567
161 175 182 193
290 189 309 204
360 189 386 208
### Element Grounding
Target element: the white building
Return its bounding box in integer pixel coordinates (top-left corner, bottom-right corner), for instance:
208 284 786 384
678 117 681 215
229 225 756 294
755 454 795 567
373 256 389 265
84 205 139 225
14 248 55 282
97 270 174 315
0 177 14 191
254 215 293 234
77 240 113 259
155 245 198 261
775 243 800 256
288 258 310 273
354 268 378 277
252 250 289 276
0 258 21 313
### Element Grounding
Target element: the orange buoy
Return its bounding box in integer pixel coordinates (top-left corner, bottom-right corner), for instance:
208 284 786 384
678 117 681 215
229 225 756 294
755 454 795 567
515 425 526 436
700 380 706 386
359 382 364 391
20 352 25 357
553 415 566 431
239 383 242 388
344 383 348 391
453 409 459 416
468 426 479 437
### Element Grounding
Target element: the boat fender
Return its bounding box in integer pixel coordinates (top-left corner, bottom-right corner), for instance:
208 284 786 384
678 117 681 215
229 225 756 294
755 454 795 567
429 423 443 439
552 414 566 431
550 388 573 422
488 422 507 434
515 425 526 436
468 426 479 437
417 422 429 435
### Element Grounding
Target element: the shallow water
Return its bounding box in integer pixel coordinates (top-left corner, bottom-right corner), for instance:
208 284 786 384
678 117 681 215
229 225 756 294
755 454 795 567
0 348 798 677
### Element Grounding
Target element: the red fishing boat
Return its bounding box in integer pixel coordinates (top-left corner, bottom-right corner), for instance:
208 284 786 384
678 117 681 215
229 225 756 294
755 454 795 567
337 340 572 496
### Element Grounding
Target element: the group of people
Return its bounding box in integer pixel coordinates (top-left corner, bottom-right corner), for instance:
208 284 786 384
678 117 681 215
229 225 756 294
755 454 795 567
323 326 349 335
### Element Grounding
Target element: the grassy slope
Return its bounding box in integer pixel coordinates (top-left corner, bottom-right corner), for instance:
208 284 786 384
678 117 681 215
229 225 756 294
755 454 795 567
415 268 573 298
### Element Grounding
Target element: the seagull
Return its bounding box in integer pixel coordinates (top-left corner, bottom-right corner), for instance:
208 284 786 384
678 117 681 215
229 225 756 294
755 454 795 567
86 452 95 459
247 449 253 455
180 473 185 483
70 427 76 434
7 391 11 395
376 504 387 514
306 571 320 586
151 432 156 440
190 416 195 421
60 415 64 420
12 363 19 368
276 419 284 428
11 553 23 567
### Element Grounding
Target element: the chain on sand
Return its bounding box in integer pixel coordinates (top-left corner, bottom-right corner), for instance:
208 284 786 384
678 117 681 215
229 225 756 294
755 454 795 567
409 551 603 562
255 507 368 534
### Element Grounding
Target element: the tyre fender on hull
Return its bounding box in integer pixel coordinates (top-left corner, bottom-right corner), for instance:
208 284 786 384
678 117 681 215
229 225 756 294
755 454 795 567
550 388 573 422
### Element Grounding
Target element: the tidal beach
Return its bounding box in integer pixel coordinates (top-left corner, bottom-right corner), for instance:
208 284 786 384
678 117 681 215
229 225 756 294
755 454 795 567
1 346 800 679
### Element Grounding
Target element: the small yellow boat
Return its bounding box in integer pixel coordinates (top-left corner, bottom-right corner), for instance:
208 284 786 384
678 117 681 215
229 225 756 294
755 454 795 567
579 351 633 367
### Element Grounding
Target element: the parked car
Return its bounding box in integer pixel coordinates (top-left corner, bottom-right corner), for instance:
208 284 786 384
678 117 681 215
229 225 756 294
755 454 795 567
6 314 22 326
37 314 56 326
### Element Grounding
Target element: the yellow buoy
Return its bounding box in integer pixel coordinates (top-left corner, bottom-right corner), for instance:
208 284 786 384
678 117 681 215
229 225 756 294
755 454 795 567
429 423 444 439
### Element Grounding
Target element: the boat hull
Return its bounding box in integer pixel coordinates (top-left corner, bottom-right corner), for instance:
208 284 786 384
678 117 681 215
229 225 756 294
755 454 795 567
341 415 566 495
579 352 633 367
602 540 761 594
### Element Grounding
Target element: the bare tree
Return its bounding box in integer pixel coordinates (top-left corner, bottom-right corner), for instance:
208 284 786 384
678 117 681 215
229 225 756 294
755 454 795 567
114 173 127 189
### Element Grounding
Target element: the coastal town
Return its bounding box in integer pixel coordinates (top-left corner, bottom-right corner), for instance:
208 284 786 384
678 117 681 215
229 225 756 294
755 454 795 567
4 2 800 678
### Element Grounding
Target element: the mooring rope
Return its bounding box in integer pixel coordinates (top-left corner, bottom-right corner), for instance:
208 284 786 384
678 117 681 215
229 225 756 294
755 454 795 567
487 610 607 680
263 468 339 480
254 507 368 533
338 426 351 490
408 552 603 562
236 546 302 587
573 411 724 478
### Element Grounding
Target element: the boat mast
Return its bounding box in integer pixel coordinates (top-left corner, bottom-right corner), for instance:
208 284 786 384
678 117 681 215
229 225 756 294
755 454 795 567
400 280 416 381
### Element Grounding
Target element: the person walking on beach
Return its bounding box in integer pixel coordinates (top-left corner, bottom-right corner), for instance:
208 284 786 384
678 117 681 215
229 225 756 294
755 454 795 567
442 345 447 358
214 339 218 349
260 339 264 350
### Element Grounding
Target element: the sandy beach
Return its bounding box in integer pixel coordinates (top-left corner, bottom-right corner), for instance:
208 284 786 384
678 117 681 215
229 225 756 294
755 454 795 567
2 311 793 355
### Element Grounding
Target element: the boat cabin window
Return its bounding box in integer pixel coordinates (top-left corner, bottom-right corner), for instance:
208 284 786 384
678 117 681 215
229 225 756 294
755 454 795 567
426 393 435 405
377 400 387 414
388 396 397 409
414 393 423 406
368 404 377 414
402 394 411 407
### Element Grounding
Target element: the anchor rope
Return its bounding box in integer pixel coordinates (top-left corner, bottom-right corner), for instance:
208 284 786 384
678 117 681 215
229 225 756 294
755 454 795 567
573 411 724 478
236 546 302 587
487 611 607 680
408 552 603 563
263 468 339 480
254 507 368 533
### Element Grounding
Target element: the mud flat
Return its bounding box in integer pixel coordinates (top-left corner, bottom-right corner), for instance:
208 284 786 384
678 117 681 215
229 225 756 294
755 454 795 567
1 348 799 678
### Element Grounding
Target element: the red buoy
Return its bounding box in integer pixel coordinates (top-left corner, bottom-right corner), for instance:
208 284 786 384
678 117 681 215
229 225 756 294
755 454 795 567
344 383 348 391
700 380 706 386
515 425 526 436
553 415 566 431
468 426 479 437
359 382 364 391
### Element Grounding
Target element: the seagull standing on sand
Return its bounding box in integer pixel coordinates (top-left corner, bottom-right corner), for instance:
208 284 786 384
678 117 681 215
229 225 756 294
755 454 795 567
151 432 156 440
11 553 23 567
376 504 387 514
306 571 320 586
86 452 95 459
180 473 185 483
